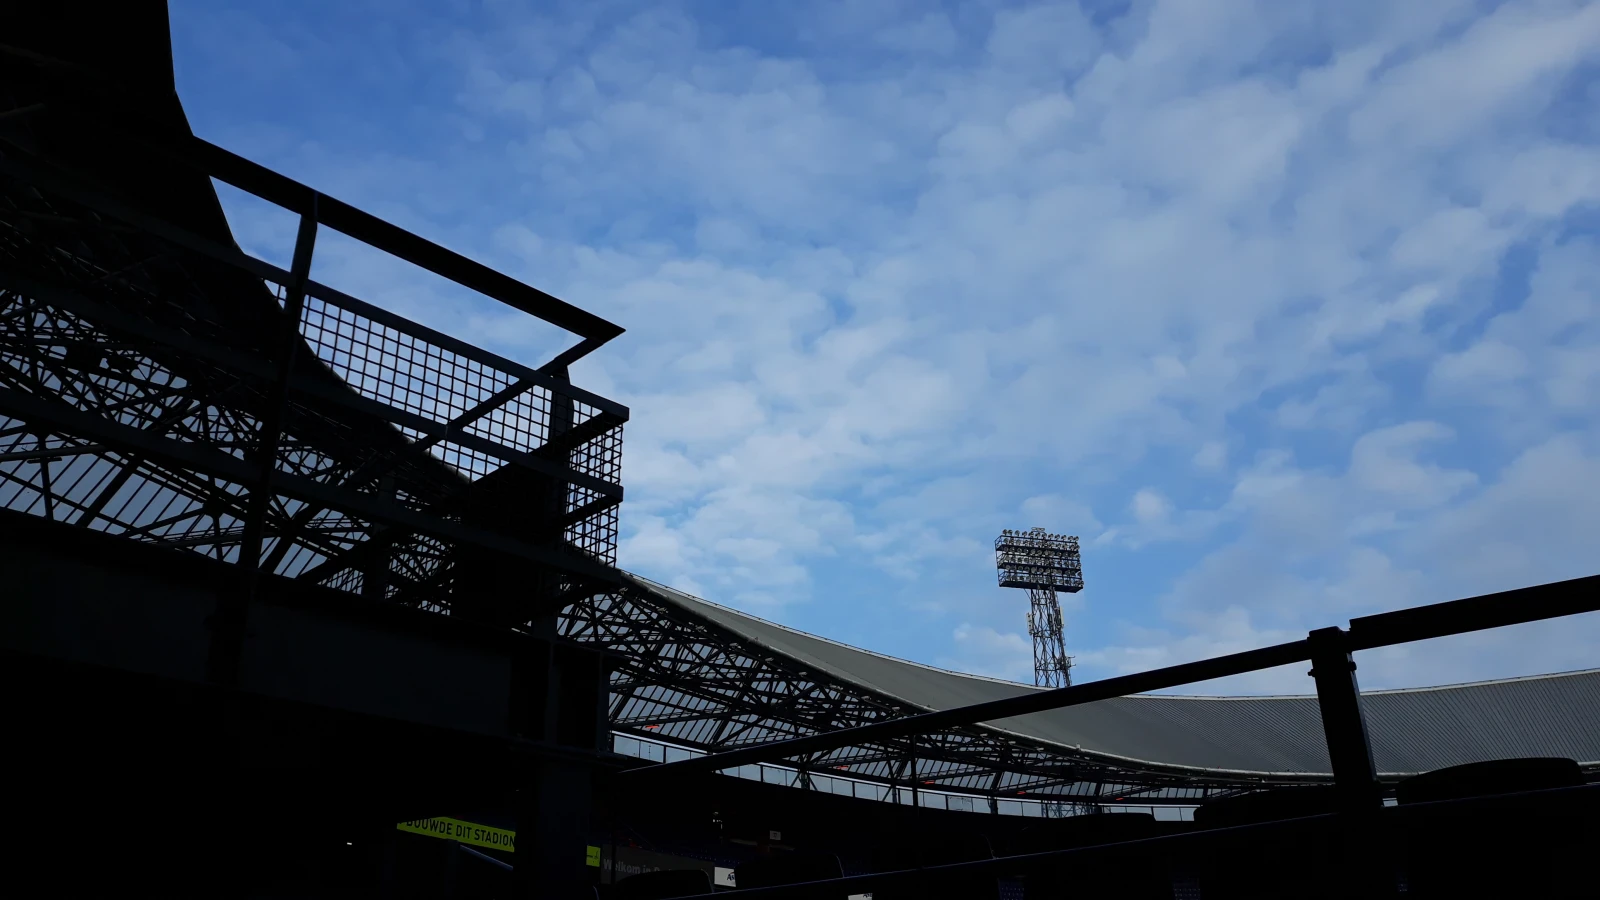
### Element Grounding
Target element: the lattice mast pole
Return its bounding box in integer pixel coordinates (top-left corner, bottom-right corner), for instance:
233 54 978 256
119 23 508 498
996 527 1084 689
1027 588 1071 688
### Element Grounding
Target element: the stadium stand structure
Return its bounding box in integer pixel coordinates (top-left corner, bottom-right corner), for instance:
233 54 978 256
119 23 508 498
3 5 625 896
564 574 1600 809
4 4 1598 898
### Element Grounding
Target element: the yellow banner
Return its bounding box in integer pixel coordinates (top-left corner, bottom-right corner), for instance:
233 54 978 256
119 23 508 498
397 817 516 853
395 817 601 866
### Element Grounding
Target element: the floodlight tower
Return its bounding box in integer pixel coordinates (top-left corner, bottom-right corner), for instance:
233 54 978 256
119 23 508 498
995 527 1084 688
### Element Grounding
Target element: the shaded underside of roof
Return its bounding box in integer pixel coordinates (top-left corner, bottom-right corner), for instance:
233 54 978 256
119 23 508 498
627 574 1600 777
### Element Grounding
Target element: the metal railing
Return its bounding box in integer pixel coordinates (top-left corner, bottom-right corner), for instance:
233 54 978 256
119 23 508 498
671 782 1600 899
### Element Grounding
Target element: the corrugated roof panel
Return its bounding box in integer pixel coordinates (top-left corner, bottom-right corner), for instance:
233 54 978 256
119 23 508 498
626 573 1600 777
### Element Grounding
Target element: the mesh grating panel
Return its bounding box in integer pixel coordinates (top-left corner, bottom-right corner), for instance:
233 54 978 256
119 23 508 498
1 146 625 608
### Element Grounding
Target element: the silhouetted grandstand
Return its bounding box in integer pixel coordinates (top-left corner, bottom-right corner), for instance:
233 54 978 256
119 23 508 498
2 4 1597 898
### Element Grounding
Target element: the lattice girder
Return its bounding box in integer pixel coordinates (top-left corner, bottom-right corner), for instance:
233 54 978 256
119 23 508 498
560 585 1262 806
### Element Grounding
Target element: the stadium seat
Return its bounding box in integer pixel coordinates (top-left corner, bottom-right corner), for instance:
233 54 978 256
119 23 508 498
613 868 713 899
1192 787 1341 900
1397 757 1586 899
735 853 848 899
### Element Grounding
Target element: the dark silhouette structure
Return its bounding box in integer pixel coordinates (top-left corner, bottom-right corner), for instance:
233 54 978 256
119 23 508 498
5 4 1599 898
3 4 625 896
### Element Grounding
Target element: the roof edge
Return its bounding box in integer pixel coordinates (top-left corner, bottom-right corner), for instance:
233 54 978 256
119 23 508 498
624 572 1600 701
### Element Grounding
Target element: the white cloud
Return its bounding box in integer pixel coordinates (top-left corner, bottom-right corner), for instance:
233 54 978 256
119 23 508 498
1347 422 1476 509
1018 493 1101 537
183 0 1600 691
1192 441 1227 472
945 623 1036 683
1346 0 1600 153
1428 340 1529 396
1131 489 1172 526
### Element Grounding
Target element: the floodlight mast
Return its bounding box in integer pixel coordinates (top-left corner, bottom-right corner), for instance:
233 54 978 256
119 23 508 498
995 527 1084 688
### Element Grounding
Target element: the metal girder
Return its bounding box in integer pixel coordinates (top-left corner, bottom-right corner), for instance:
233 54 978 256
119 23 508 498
0 441 101 462
589 572 1600 814
558 584 1260 807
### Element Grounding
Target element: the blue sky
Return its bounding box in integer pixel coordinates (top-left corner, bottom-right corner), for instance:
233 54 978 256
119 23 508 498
169 0 1600 693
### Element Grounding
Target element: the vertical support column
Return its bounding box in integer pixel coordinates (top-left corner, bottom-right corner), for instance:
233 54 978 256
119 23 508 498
361 475 396 600
511 753 594 899
909 742 920 809
1307 627 1380 813
509 640 602 900
207 201 317 690
1308 626 1395 897
538 366 576 619
988 749 1009 815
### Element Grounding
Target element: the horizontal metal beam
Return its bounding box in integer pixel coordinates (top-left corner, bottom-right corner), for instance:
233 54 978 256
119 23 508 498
559 494 622 530
1349 574 1600 649
0 443 102 462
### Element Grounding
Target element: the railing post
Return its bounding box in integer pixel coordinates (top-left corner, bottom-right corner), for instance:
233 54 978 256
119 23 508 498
1308 626 1395 896
1307 626 1381 813
206 203 317 690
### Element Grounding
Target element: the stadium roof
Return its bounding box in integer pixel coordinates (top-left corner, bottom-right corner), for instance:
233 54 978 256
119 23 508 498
621 574 1600 779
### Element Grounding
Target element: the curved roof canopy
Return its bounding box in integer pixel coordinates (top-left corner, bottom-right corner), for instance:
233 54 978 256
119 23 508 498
573 574 1600 791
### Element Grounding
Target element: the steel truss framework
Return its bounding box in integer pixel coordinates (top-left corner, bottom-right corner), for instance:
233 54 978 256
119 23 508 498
561 586 1264 808
7 51 1261 809
0 67 627 633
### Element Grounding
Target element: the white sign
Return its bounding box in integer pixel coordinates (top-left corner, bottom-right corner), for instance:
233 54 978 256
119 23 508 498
714 867 736 888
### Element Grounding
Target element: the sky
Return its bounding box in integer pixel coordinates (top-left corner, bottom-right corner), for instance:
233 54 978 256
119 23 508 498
168 0 1600 694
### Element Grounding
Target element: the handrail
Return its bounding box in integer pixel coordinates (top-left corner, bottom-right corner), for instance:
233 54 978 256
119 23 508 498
457 844 513 872
622 574 1600 780
664 782 1600 900
1348 574 1600 649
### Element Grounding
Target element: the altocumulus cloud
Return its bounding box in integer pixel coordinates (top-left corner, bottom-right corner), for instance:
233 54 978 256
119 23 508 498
171 0 1600 692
